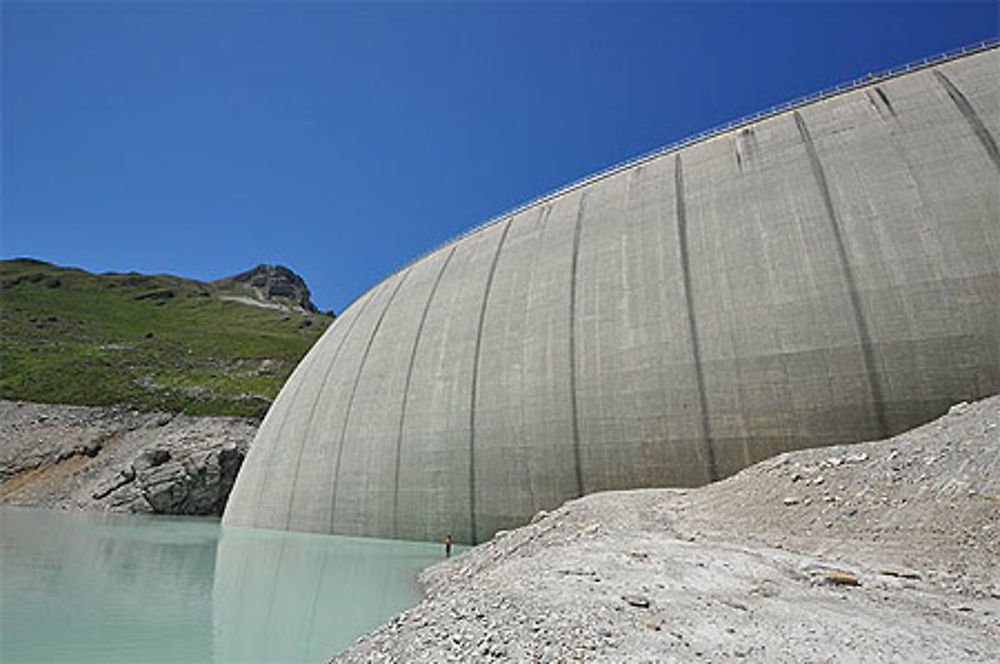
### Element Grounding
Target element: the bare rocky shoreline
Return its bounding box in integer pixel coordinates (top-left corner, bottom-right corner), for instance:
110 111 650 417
336 396 1000 663
0 400 256 515
2 396 997 661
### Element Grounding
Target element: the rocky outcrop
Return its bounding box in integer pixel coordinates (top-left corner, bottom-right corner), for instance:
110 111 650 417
0 400 256 516
140 443 244 514
216 264 320 313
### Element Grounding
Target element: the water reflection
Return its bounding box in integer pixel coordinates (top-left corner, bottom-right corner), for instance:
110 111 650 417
1 508 441 663
212 526 439 663
0 508 217 663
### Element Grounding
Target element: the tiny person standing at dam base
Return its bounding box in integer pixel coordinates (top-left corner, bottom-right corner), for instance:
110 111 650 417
444 535 453 558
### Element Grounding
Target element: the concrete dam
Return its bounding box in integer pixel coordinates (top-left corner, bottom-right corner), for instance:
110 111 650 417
224 44 999 544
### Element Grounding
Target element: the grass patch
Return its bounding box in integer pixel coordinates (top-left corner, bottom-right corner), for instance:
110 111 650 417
0 258 332 419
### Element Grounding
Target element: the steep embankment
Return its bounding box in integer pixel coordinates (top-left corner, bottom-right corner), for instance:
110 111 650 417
336 396 1000 663
0 400 256 514
0 258 331 420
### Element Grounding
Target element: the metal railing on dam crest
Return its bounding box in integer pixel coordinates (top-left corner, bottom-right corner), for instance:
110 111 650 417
381 37 1000 288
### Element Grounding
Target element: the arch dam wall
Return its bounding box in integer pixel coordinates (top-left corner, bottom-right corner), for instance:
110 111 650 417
224 46 999 544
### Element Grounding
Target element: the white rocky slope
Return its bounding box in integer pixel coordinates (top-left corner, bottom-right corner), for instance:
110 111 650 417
0 400 255 515
335 396 1000 663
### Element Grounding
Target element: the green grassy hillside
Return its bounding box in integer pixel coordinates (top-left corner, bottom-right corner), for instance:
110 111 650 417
0 258 333 419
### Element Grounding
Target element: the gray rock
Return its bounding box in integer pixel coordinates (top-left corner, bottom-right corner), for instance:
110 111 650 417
622 594 650 608
216 264 320 313
0 400 254 516
91 467 136 500
138 444 245 515
133 448 171 470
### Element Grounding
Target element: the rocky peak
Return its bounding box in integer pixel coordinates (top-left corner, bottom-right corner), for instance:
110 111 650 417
217 264 319 313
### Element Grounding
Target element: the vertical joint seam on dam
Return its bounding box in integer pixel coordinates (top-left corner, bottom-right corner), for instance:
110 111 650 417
282 288 381 528
391 245 458 538
257 296 391 620
674 154 719 482
794 110 889 438
469 217 514 543
245 369 307 522
875 87 897 117
329 269 412 532
245 289 376 524
932 70 1000 173
568 194 587 497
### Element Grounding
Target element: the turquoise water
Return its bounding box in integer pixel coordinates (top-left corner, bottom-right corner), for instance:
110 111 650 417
0 508 442 663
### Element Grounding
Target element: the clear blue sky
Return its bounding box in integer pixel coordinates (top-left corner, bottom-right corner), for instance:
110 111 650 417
2 2 996 313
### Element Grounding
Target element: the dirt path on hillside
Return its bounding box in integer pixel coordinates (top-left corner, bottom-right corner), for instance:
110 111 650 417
336 396 1000 663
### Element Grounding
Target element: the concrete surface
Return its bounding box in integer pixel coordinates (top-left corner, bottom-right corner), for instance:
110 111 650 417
225 46 999 544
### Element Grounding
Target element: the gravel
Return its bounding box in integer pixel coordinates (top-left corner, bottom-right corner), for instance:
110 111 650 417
335 396 1000 663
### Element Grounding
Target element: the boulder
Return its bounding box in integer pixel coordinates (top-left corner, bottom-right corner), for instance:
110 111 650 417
137 442 245 515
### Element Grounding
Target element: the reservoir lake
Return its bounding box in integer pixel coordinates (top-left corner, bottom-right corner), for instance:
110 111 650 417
0 507 443 662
